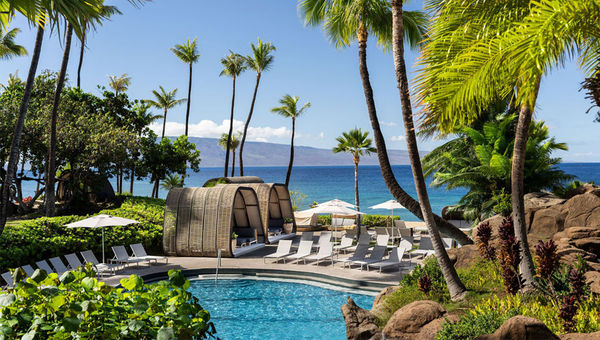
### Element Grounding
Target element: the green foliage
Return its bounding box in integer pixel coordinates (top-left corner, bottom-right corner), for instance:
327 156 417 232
0 268 216 338
141 132 201 186
161 173 184 191
491 189 512 217
553 180 595 199
289 190 306 212
317 215 331 226
361 214 401 228
0 196 164 273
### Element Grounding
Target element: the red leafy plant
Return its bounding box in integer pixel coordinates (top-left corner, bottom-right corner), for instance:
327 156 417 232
418 274 432 295
476 221 496 261
497 216 522 294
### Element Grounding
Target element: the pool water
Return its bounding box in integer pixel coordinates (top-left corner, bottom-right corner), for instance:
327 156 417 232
189 279 375 340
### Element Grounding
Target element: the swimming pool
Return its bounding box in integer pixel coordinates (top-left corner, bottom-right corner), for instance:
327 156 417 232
188 278 375 340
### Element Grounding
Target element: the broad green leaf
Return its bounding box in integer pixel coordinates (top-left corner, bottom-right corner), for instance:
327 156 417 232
157 327 175 340
0 294 16 307
120 275 143 291
81 277 96 290
62 317 81 332
128 320 144 332
59 272 76 285
168 270 186 287
21 330 36 340
30 269 47 283
49 295 66 311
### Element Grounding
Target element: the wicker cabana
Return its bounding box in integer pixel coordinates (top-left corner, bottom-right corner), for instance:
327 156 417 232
163 186 264 257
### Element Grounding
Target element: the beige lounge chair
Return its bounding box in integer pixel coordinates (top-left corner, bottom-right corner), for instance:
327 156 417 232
333 234 354 254
304 242 334 265
286 240 313 263
264 240 293 263
130 243 168 264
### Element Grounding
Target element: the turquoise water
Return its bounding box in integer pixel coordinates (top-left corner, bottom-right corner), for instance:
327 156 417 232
188 279 375 340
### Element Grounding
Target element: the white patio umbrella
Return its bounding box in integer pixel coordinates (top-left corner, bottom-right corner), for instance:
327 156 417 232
65 214 140 263
304 204 365 241
316 198 355 208
369 199 406 218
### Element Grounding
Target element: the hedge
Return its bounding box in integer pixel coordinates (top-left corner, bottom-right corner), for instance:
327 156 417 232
0 197 164 273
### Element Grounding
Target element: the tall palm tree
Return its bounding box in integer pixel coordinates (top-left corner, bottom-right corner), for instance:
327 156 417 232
107 73 131 95
238 38 275 176
171 38 200 137
415 0 600 289
271 95 311 187
145 86 186 138
0 27 27 59
218 132 240 177
298 0 472 246
390 0 466 299
333 128 376 225
219 51 247 177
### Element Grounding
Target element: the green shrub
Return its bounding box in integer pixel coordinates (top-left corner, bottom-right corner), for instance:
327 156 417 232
401 257 450 302
0 268 216 339
0 196 165 272
436 306 519 340
362 214 401 228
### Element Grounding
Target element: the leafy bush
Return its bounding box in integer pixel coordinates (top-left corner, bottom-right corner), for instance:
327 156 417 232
0 196 165 272
361 214 401 228
318 215 331 225
436 306 519 340
0 268 216 339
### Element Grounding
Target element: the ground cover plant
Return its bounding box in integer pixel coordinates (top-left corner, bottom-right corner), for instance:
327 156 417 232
0 268 216 339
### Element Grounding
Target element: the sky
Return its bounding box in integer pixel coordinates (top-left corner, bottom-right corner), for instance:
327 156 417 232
1 0 599 162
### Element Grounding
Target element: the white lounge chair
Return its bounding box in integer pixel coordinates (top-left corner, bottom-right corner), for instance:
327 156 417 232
346 233 370 252
65 253 84 270
351 245 387 270
286 240 313 263
304 242 334 265
300 231 314 241
263 240 293 263
442 238 454 249
312 231 332 250
49 257 69 276
337 244 370 268
111 245 144 267
130 243 168 264
81 250 120 276
1 272 13 287
412 236 435 258
35 260 54 274
21 265 35 277
376 234 390 247
333 234 354 254
399 238 414 260
367 247 407 273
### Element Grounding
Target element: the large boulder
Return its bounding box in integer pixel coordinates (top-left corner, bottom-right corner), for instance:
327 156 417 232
447 245 481 269
382 300 448 340
341 297 380 340
472 215 506 248
524 192 566 212
562 191 600 229
528 204 567 241
475 316 559 340
560 331 600 339
371 286 399 318
584 271 600 294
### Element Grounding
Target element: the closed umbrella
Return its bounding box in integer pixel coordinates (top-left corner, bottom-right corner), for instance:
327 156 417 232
65 214 140 263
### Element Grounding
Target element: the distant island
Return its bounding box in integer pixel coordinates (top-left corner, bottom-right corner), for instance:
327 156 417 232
182 137 420 167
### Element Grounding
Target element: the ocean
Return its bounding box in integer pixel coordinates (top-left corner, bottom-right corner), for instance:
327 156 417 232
19 163 600 221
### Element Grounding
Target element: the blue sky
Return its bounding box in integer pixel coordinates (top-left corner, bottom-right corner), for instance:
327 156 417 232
1 0 599 162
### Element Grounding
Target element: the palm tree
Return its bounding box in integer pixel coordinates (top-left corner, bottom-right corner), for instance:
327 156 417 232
238 38 275 176
219 51 247 177
0 27 27 59
107 73 131 95
171 38 200 137
271 95 310 187
333 128 376 225
161 173 183 191
298 0 472 246
145 86 186 138
414 0 600 289
218 132 241 177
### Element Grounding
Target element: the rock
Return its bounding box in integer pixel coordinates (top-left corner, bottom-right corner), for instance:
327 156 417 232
554 226 600 241
528 205 566 241
341 297 381 340
382 300 446 339
372 286 399 310
475 316 559 340
585 271 600 294
564 183 600 199
524 192 565 212
417 314 460 340
573 237 600 256
560 331 600 339
562 192 600 229
447 245 481 269
472 215 506 247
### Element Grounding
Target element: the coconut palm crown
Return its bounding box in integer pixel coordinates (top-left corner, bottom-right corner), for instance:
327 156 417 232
145 86 186 138
0 27 27 60
107 73 131 95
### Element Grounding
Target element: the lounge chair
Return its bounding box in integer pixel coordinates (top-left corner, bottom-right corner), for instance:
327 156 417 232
375 227 388 236
367 247 407 273
65 253 84 270
111 245 144 267
35 260 54 274
49 257 69 276
304 242 334 265
300 231 314 241
81 250 120 276
1 272 13 287
333 234 354 254
442 238 454 249
21 265 35 277
351 245 387 270
399 238 414 260
263 240 293 263
130 243 169 264
346 233 370 252
412 236 435 258
337 244 369 268
312 231 332 250
376 234 390 247
286 240 313 263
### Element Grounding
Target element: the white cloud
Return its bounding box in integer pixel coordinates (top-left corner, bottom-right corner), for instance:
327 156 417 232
318 132 325 139
390 135 406 142
150 119 291 142
381 121 397 127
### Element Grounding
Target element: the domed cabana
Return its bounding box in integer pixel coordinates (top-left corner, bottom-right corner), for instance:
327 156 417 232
163 186 265 257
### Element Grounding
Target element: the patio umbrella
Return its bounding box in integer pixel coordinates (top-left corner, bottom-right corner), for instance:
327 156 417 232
307 204 365 216
369 199 406 218
316 198 355 208
65 214 140 263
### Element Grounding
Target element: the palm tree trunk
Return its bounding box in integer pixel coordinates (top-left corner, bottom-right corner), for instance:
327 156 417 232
46 24 73 217
224 76 236 177
185 63 193 136
355 24 472 247
239 73 262 176
511 79 541 288
231 149 236 177
285 117 295 187
354 158 360 225
77 29 85 88
0 24 45 234
391 0 466 300
161 108 168 138
130 164 135 194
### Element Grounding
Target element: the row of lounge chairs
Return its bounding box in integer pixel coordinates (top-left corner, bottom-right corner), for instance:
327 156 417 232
1 244 167 288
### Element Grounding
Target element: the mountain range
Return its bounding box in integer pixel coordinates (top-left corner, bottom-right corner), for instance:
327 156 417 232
184 137 419 167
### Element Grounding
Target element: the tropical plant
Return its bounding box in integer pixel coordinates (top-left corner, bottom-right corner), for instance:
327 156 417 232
219 51 247 177
107 73 131 95
582 62 600 122
415 0 600 289
145 86 186 138
217 132 240 177
289 190 306 211
423 113 572 222
271 94 311 187
238 38 275 176
0 27 27 59
161 173 183 191
171 37 200 137
333 128 375 226
128 102 162 194
298 0 472 247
